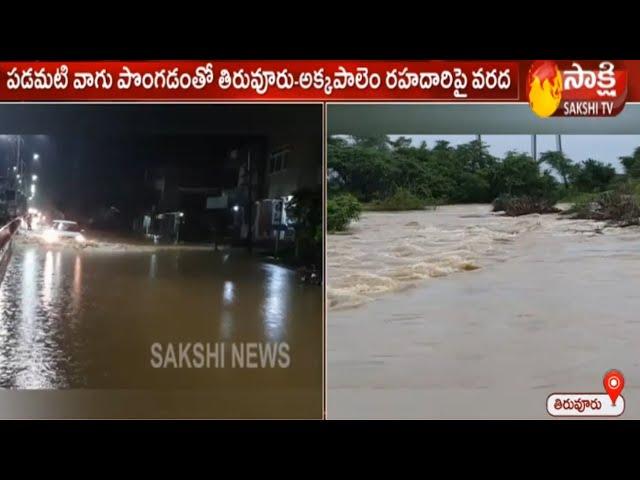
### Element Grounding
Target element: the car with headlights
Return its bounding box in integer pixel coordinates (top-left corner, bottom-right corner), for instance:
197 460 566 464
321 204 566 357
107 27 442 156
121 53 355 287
42 220 86 244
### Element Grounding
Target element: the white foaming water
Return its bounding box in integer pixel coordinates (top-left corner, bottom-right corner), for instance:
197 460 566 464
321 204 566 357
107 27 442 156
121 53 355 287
327 204 616 309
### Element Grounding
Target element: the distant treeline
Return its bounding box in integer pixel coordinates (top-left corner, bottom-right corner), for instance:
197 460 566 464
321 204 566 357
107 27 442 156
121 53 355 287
328 135 640 204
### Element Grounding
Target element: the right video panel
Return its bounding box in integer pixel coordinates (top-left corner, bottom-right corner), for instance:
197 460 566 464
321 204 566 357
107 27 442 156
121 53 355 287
326 103 640 419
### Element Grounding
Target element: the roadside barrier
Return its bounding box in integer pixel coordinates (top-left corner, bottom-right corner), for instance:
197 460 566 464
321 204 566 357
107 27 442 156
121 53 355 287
0 218 21 283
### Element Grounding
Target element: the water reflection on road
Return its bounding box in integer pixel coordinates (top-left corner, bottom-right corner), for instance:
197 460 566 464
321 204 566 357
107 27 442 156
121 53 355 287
0 244 322 417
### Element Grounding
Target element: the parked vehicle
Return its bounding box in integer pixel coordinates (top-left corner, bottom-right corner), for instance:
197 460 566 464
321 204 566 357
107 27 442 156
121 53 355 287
42 220 86 245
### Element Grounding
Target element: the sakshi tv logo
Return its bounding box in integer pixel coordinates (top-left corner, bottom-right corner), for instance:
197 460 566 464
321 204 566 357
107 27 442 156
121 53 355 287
526 61 627 118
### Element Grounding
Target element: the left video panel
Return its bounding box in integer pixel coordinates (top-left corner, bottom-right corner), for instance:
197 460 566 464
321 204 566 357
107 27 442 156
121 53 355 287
0 104 324 419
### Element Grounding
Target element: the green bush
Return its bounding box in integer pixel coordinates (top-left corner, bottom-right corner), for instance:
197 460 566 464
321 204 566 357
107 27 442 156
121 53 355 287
620 147 640 178
286 187 323 263
368 188 426 211
571 159 616 192
327 193 361 232
567 183 640 226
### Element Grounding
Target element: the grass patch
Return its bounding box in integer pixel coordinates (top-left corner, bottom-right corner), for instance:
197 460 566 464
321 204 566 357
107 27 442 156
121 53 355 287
559 190 599 204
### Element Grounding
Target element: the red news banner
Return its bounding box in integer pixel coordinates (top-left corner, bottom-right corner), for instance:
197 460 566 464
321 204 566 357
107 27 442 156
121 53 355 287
0 61 637 115
0 61 517 101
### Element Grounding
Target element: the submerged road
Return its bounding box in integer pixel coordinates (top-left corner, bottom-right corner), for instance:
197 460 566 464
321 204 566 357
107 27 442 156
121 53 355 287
0 240 322 418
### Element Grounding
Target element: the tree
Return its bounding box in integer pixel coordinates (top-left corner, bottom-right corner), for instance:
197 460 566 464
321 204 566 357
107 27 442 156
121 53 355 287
327 193 361 232
619 147 640 178
328 143 395 201
327 135 350 149
388 136 413 151
539 151 575 188
327 136 632 209
286 187 322 263
433 140 453 152
454 139 496 173
571 159 616 192
489 151 557 199
350 134 391 151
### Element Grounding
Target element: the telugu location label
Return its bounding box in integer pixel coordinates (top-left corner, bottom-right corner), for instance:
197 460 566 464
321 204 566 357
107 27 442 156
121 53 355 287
547 370 626 417
546 393 625 417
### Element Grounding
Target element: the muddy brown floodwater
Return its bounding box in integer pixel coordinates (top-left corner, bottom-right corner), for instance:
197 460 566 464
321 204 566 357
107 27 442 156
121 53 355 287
328 205 640 419
0 242 323 418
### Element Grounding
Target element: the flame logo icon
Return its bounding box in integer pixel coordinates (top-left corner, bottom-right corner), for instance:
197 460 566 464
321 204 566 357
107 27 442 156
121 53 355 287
527 61 563 117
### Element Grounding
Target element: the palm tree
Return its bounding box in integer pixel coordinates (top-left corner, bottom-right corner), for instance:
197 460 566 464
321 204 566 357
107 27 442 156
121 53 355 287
539 150 574 188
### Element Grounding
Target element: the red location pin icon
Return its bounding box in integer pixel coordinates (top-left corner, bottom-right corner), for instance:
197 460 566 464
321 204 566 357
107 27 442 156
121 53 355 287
603 370 625 406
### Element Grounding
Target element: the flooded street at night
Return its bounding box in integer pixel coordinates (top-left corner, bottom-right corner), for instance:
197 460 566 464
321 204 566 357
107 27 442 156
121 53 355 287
0 105 324 418
0 239 323 418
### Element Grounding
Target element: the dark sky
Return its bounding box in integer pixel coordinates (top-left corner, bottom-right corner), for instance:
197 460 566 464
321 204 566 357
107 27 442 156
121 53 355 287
0 104 320 137
45 134 249 210
0 134 256 219
0 104 321 218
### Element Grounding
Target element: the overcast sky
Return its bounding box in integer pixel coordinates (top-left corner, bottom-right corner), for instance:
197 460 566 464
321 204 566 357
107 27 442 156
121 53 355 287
389 135 640 173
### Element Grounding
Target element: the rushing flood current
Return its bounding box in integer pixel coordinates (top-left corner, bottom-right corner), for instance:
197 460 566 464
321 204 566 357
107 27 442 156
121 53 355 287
328 204 640 419
327 204 621 309
0 242 322 418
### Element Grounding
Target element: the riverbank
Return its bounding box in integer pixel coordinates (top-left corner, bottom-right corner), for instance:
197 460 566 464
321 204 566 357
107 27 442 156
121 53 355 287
327 204 640 418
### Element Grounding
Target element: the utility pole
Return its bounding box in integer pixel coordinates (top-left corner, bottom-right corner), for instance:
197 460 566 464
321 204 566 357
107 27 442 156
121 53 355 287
531 134 537 162
247 148 253 253
556 134 563 155
15 136 25 215
16 136 21 196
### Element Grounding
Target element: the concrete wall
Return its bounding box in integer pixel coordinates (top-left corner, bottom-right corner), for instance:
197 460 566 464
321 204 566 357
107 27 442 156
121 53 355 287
265 126 323 198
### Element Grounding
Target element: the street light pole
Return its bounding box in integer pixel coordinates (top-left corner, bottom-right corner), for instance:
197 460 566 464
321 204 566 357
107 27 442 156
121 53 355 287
247 148 253 253
16 136 21 193
15 136 26 214
531 134 537 162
